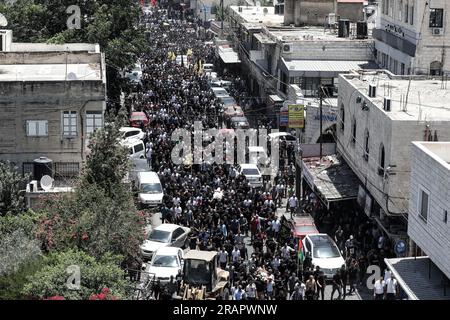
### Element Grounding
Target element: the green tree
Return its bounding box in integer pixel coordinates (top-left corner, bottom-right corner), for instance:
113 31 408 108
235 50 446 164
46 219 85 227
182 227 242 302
22 249 131 300
35 121 144 260
0 161 29 216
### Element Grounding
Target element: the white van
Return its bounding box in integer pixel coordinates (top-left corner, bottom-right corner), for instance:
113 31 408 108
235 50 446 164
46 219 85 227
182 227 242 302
203 63 214 73
137 171 164 208
121 140 145 159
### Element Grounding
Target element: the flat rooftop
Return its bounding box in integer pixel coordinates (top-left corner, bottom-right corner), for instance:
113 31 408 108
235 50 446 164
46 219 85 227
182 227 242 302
0 63 102 81
230 6 284 26
267 27 372 42
413 141 450 166
9 43 100 53
344 71 450 121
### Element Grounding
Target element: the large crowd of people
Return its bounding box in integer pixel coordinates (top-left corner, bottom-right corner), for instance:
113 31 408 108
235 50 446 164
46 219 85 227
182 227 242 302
123 6 400 301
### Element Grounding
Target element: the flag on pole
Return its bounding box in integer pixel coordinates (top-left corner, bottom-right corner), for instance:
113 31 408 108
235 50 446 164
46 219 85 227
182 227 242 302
298 238 304 262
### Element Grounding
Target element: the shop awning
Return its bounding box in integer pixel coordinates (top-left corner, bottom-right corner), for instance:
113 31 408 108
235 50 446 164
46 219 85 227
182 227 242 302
281 58 378 77
217 45 241 64
302 155 360 209
384 256 450 300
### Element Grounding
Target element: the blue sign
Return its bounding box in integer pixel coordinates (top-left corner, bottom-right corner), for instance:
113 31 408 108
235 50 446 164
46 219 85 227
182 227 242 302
394 240 407 255
314 114 337 122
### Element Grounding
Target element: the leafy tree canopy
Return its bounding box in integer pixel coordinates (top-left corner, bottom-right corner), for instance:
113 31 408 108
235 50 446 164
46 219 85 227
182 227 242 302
22 249 131 300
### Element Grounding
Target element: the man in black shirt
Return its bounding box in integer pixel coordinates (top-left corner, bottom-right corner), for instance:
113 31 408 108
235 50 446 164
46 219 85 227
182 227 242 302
330 270 343 300
316 270 325 300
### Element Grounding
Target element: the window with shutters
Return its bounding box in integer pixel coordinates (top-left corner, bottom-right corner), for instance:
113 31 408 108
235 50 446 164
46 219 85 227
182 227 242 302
26 120 48 137
63 111 77 136
86 111 103 135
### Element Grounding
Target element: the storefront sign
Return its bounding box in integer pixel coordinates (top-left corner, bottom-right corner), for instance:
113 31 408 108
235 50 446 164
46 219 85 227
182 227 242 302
313 113 337 122
279 106 289 126
288 104 304 128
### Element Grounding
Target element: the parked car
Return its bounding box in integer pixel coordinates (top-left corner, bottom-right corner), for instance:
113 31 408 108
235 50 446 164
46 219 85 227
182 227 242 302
202 63 214 73
302 234 345 279
205 71 218 82
223 106 244 119
236 163 263 188
211 87 229 98
210 79 232 90
268 132 297 146
136 171 164 209
144 247 184 283
119 127 145 141
124 158 151 186
218 96 238 107
129 111 149 128
291 216 319 241
230 116 250 129
247 146 271 171
140 223 191 260
121 139 145 159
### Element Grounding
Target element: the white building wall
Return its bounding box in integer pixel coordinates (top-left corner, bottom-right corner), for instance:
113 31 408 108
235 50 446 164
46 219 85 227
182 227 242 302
337 74 450 216
376 0 450 74
408 142 450 279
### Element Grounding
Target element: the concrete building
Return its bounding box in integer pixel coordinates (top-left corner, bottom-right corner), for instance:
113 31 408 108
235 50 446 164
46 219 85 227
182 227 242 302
0 30 106 178
373 0 450 75
408 141 450 279
336 0 365 22
383 141 450 300
284 0 336 26
228 5 377 142
336 69 450 242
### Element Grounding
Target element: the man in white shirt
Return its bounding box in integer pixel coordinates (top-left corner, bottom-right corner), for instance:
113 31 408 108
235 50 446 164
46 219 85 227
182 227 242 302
291 282 306 300
174 205 182 222
288 195 298 219
218 248 228 269
272 218 281 236
373 277 385 300
385 276 398 300
266 277 274 300
281 243 294 260
231 246 241 264
245 281 257 300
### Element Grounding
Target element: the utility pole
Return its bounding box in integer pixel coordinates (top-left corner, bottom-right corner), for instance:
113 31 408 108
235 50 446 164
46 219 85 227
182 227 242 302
220 0 224 30
319 86 323 162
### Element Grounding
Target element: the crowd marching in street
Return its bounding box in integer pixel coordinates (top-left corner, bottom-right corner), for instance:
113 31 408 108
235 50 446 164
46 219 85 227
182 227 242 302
121 5 400 301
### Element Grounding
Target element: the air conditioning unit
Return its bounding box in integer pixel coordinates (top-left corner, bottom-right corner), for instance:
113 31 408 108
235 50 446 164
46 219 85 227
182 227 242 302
238 7 242 12
384 97 391 111
368 84 377 97
432 28 444 36
283 43 293 53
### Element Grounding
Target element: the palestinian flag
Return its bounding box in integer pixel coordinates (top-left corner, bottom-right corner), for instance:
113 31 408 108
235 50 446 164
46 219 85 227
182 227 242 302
298 238 304 262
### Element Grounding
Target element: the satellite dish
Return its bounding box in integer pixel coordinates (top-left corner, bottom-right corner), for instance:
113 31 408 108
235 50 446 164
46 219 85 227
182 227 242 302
0 13 8 27
256 1 261 8
67 72 77 80
40 175 53 191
